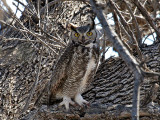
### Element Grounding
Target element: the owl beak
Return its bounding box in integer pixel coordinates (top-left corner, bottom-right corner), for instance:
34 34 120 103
82 36 85 43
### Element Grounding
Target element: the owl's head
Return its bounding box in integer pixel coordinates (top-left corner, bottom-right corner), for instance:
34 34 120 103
69 20 97 46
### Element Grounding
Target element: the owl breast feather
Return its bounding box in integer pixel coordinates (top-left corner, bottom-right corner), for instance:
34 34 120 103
78 48 97 94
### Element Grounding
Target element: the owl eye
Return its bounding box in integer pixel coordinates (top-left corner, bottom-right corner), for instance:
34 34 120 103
74 33 80 37
86 32 93 36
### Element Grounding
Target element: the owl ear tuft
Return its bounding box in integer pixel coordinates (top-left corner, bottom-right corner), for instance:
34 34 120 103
88 17 95 30
66 23 77 31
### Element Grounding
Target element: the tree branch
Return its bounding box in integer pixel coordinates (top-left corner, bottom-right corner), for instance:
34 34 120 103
0 20 58 55
109 0 142 60
132 0 160 37
89 0 144 120
123 0 142 46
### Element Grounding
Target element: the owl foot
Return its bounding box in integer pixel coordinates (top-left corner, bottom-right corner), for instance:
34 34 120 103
75 94 89 107
59 96 75 110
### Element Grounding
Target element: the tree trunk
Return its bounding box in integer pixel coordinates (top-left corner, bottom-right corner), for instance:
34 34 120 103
0 0 160 120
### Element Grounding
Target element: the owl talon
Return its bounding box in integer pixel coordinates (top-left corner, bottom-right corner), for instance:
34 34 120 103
59 96 75 110
75 94 89 107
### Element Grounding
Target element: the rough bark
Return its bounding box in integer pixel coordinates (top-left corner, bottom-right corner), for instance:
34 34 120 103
0 0 160 120
21 41 160 120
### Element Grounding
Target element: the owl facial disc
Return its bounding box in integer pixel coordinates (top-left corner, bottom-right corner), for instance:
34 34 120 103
69 20 97 46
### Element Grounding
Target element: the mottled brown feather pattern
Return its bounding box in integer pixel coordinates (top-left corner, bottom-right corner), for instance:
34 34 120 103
35 22 100 109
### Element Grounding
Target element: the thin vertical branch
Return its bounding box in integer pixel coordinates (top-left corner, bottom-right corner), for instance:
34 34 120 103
123 0 142 46
101 31 106 62
37 0 41 34
112 11 121 40
153 0 158 18
118 22 133 53
0 0 20 39
43 0 48 32
109 0 142 60
46 0 49 18
133 0 160 37
89 0 144 120
109 1 135 43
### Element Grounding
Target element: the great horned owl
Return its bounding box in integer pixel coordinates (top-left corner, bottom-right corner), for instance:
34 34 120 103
35 19 100 110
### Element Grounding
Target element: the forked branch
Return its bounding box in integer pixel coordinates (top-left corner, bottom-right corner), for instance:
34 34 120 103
89 0 143 120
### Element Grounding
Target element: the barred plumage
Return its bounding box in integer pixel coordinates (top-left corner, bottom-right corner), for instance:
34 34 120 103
35 20 100 110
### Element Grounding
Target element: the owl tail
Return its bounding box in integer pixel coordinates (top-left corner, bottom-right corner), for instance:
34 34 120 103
34 83 51 107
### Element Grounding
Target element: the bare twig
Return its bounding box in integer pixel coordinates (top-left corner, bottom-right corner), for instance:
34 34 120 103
109 0 142 60
142 70 160 78
44 0 49 32
0 20 58 55
123 0 142 46
37 0 41 34
112 10 122 40
0 1 19 39
101 31 106 62
1 37 62 49
133 0 160 37
89 0 144 120
40 0 89 15
23 14 66 46
153 0 159 18
118 20 133 53
109 1 135 43
14 0 66 47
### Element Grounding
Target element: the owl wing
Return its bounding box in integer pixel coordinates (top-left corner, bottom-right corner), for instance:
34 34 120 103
35 43 75 106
